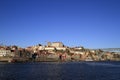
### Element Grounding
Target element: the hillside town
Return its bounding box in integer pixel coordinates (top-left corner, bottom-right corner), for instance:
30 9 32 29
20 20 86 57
0 42 120 62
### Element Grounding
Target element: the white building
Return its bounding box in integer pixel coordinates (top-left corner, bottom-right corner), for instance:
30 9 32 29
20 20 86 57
74 51 84 55
0 49 12 57
56 47 66 51
38 46 45 50
70 50 84 54
75 47 83 50
90 50 96 53
45 47 55 51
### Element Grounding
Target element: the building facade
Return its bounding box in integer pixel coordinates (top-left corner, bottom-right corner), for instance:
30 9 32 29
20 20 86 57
47 42 64 47
0 49 12 57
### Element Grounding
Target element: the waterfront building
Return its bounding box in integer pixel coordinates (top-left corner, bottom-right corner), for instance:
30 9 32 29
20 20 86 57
0 49 13 57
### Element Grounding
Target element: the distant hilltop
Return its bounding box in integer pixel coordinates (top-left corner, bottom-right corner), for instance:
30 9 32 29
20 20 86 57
93 48 120 53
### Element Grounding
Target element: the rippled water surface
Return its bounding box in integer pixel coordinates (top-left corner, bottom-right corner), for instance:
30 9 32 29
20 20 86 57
0 61 120 80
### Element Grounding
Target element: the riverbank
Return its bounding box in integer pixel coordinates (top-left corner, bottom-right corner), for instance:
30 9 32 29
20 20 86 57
0 57 119 63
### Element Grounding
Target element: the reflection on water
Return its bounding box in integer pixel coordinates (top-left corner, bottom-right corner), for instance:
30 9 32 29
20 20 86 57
0 62 120 80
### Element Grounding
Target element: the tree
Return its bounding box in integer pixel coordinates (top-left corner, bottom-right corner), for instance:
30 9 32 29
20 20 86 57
38 44 42 46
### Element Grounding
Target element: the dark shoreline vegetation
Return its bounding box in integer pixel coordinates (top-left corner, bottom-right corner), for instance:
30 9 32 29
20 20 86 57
0 60 120 64
0 57 120 63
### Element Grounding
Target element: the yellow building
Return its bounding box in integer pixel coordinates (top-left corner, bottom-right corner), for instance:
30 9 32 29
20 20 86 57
47 42 64 47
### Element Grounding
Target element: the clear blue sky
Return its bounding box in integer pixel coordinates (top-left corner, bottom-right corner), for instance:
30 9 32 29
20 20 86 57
0 0 120 48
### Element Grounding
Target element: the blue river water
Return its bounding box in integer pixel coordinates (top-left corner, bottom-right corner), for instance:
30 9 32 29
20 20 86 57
0 61 120 80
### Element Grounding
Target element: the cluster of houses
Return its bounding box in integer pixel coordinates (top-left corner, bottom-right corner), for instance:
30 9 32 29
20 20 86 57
26 42 67 52
0 46 17 57
0 42 120 62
